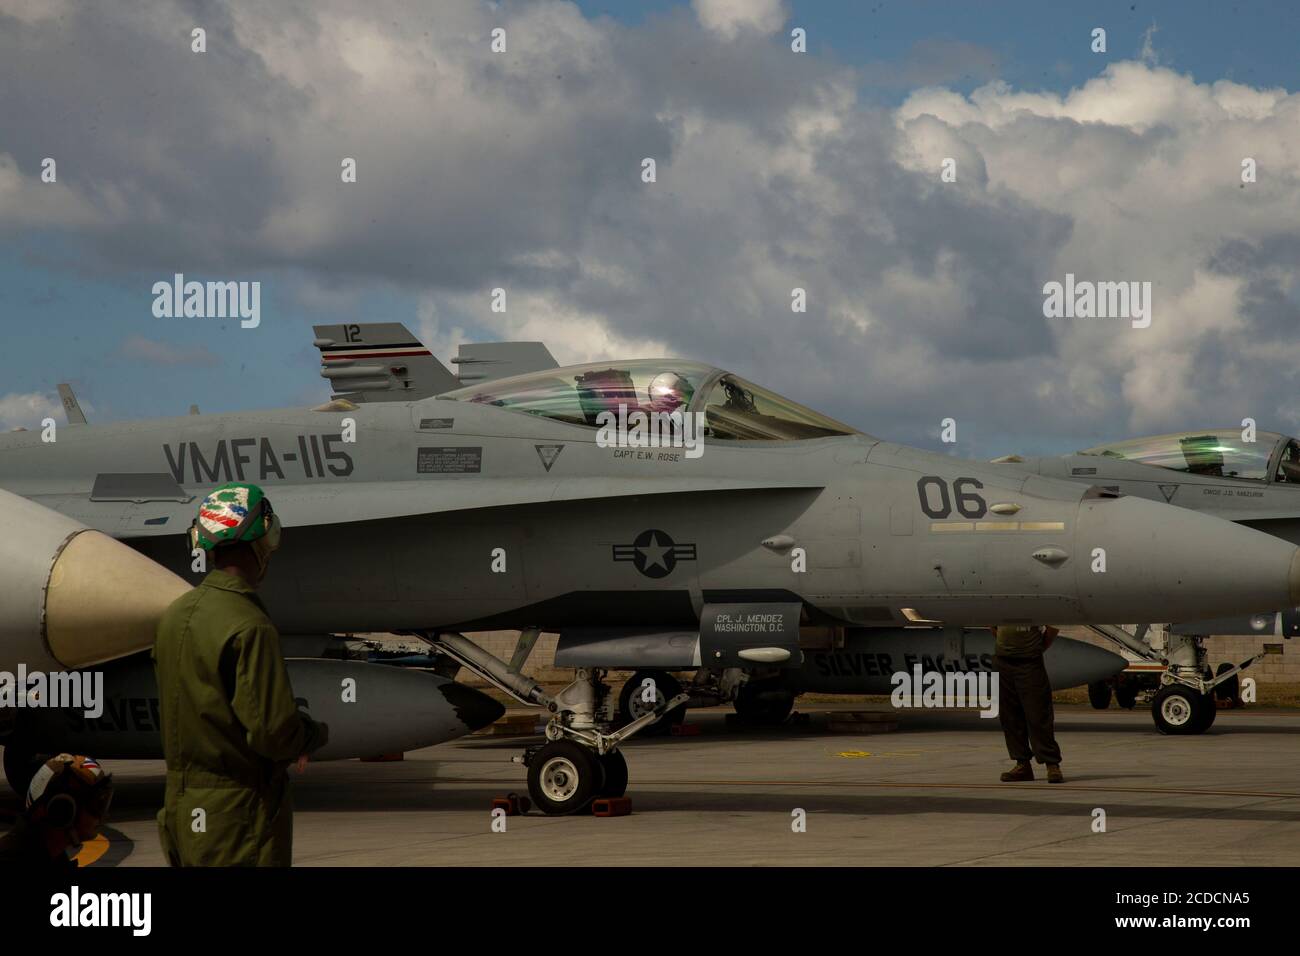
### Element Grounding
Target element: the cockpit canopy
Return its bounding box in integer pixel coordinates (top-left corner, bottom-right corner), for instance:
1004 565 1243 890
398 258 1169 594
1080 430 1300 484
440 359 858 441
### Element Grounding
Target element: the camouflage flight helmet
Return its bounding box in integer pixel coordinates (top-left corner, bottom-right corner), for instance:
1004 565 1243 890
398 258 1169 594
189 482 282 555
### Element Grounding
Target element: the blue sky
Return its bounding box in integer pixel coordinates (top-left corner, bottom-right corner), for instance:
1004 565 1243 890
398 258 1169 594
2 0 1298 453
580 0 1300 96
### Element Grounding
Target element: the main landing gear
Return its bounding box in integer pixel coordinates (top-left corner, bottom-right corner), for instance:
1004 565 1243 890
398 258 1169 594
421 630 688 815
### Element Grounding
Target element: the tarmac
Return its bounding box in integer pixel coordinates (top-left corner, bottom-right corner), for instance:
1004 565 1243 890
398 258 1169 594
7 702 1300 867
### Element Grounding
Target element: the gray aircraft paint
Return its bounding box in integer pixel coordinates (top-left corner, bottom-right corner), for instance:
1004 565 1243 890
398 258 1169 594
3 371 1300 642
1004 436 1300 633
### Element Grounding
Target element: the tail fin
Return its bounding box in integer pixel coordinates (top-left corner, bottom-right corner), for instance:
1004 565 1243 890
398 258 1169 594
451 341 558 384
314 323 459 402
57 383 88 425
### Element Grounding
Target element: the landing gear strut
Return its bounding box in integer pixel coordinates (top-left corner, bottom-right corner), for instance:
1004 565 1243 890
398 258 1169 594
1087 624 1259 735
421 631 687 815
617 669 685 735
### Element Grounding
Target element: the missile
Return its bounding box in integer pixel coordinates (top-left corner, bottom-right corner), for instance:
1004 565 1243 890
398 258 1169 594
11 652 505 764
797 628 1125 694
0 489 189 673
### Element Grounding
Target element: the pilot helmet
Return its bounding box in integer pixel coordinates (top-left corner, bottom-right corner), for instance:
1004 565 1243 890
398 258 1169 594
189 482 282 569
647 372 694 413
26 754 114 856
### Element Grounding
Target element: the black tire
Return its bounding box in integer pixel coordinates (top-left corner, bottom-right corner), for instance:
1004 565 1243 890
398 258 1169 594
1196 698 1218 732
3 744 41 796
1151 685 1212 735
1115 682 1138 709
527 740 601 815
618 670 684 736
1087 681 1113 710
1213 662 1239 702
597 750 628 798
733 679 795 726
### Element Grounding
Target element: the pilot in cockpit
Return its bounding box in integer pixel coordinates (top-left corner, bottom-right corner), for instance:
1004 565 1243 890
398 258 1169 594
647 371 694 415
1277 441 1300 483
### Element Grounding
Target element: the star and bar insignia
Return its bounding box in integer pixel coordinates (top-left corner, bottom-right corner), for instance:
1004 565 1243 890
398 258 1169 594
612 529 697 579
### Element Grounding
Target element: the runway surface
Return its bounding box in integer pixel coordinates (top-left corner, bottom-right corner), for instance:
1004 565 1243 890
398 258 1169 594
8 703 1300 867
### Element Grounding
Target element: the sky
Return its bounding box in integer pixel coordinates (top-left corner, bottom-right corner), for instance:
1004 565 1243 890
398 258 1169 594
2 0 1299 456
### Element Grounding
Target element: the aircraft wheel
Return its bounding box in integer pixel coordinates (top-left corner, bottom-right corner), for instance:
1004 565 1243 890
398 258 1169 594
1152 685 1211 735
597 750 628 798
1115 682 1138 709
1197 699 1218 732
618 670 683 736
734 680 795 726
527 740 601 815
1087 681 1113 709
3 743 42 796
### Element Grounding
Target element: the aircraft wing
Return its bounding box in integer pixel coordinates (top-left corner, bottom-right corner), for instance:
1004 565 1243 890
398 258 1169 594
26 476 825 540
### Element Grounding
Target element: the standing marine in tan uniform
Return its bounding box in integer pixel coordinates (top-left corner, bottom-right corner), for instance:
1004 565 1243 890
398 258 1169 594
993 624 1064 783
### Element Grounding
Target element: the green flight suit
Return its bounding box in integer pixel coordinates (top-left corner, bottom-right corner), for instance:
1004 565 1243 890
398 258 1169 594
152 570 327 867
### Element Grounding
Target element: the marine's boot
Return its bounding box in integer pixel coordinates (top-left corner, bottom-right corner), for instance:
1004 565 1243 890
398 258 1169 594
1000 761 1034 782
1047 764 1065 784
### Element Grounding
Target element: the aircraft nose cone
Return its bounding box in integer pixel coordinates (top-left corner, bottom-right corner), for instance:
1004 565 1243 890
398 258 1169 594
1075 495 1300 622
438 681 506 732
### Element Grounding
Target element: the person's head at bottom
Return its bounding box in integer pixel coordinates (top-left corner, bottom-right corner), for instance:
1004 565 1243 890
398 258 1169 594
26 754 114 863
189 482 283 587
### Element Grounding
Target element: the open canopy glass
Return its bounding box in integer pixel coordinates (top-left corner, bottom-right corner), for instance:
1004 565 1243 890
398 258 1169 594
441 359 859 441
1079 431 1290 482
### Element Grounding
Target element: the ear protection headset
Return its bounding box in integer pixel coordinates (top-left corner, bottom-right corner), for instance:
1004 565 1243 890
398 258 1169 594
26 754 114 846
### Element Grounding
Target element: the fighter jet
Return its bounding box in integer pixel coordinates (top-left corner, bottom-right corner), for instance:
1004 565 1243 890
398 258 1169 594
3 356 1299 813
0 488 503 795
992 428 1300 733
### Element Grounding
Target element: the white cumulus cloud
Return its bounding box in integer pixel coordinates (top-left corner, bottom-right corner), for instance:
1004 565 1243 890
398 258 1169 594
0 392 62 431
692 0 786 40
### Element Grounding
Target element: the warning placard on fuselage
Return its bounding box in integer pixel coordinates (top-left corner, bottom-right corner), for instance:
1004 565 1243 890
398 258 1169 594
417 446 482 474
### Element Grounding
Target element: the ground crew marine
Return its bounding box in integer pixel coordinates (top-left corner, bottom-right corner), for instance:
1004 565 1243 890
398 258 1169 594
153 483 327 866
993 624 1064 784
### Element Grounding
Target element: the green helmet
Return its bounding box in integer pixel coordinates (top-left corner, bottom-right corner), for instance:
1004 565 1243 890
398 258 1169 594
189 482 282 553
